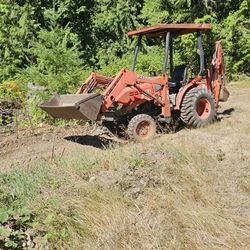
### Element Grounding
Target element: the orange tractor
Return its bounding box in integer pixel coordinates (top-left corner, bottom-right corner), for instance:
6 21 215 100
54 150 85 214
41 23 229 141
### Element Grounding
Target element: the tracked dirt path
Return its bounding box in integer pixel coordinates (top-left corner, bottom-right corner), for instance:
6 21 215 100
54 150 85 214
0 124 121 171
0 86 249 171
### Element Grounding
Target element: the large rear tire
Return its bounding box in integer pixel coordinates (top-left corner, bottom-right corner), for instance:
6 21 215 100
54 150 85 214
128 114 156 141
180 88 216 127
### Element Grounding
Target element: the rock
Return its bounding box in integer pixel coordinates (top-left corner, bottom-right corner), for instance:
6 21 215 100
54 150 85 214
89 176 96 182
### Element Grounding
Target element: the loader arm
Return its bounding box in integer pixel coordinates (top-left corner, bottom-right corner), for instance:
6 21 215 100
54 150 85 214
76 73 113 94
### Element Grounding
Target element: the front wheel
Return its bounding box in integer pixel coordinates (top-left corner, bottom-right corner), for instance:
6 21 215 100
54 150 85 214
127 114 156 141
180 88 216 127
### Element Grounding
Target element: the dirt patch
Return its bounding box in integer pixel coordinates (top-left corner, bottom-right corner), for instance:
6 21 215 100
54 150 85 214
0 124 121 171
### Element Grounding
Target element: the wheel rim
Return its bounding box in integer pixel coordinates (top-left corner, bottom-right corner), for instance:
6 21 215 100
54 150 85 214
196 98 211 119
136 121 153 139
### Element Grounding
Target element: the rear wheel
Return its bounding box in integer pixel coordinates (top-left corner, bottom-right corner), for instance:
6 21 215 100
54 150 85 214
128 114 156 141
180 88 216 127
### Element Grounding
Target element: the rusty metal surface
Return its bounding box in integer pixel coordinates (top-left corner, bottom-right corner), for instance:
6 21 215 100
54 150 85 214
40 93 103 121
128 23 212 37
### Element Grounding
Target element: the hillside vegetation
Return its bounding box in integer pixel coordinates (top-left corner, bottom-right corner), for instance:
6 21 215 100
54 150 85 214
0 82 249 249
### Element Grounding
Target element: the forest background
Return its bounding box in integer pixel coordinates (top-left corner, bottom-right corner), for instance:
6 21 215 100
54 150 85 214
0 0 249 101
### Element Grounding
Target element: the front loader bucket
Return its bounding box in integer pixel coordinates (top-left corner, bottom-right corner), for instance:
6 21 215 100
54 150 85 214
40 93 103 121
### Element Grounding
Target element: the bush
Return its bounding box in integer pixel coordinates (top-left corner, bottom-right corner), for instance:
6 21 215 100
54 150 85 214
17 18 84 95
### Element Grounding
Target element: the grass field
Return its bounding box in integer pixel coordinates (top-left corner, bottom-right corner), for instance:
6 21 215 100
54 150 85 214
0 81 250 249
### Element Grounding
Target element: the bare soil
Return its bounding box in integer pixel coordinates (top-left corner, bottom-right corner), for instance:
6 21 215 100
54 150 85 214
0 123 121 170
0 86 249 171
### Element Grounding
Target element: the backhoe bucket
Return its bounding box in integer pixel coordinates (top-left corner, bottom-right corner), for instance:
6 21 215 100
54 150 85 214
40 93 103 121
219 86 230 102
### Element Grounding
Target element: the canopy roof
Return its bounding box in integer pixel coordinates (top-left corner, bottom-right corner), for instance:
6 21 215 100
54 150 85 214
127 23 212 38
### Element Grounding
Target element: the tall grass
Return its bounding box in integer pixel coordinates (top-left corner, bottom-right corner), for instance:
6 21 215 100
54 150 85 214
1 133 249 249
1 82 250 249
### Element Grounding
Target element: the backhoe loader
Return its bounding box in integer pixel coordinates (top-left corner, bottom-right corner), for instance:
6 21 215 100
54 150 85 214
40 23 229 141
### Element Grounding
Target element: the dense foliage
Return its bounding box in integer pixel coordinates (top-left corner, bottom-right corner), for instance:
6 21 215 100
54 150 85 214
0 0 249 94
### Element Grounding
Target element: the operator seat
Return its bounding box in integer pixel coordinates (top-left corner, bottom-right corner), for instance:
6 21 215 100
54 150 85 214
168 65 188 88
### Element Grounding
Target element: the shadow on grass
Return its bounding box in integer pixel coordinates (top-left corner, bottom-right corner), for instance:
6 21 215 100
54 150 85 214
217 108 235 120
64 135 117 149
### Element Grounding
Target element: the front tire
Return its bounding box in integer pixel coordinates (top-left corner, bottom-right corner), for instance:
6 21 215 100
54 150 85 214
180 88 216 127
128 114 156 141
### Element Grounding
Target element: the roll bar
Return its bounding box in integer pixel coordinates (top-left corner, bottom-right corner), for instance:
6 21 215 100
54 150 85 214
131 35 142 71
197 31 205 75
131 31 205 76
162 32 170 74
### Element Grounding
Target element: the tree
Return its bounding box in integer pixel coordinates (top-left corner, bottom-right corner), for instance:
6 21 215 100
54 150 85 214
0 1 38 81
221 0 250 74
17 10 84 94
0 0 249 89
92 0 143 67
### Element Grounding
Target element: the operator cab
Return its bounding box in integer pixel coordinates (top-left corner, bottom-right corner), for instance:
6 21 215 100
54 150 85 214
168 64 188 88
128 23 211 88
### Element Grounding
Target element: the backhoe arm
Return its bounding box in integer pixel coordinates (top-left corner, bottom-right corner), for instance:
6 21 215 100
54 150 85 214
209 41 229 107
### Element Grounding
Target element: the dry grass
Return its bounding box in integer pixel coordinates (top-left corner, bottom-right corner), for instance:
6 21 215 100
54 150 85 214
228 80 250 88
1 81 250 249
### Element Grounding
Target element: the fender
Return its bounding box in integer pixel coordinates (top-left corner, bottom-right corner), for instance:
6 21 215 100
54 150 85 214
175 76 203 110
